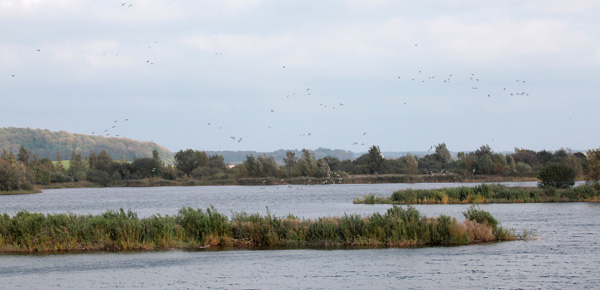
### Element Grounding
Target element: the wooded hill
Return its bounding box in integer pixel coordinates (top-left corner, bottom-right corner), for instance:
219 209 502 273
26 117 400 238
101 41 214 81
0 127 172 162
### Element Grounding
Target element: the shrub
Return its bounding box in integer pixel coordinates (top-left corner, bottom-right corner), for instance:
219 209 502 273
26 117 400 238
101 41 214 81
463 204 498 234
50 171 73 183
462 219 495 242
86 169 112 186
538 163 576 189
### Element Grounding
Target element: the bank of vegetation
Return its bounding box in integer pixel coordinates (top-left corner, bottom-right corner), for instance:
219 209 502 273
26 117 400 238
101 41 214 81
2 130 600 193
0 205 518 252
354 183 600 205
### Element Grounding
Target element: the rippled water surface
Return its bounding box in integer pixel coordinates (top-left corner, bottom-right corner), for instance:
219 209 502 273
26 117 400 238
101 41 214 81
1 183 599 289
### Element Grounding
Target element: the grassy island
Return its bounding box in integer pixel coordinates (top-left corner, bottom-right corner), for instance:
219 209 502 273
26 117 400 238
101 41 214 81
354 184 600 205
0 205 518 253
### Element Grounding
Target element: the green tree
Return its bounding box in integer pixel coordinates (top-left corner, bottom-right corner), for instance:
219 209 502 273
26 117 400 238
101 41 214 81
434 143 452 165
283 151 296 168
366 145 384 174
511 148 540 169
257 155 280 177
383 158 408 174
405 153 419 175
0 150 33 191
86 169 112 186
515 162 534 177
17 145 31 166
322 156 341 172
456 151 475 175
316 159 331 178
131 157 162 178
475 145 492 158
476 155 494 175
491 153 509 175
87 152 98 170
68 151 86 182
55 152 65 172
95 150 114 172
296 149 318 177
34 158 53 185
174 149 209 176
243 155 260 177
208 155 226 170
538 163 576 189
507 155 517 175
585 148 600 185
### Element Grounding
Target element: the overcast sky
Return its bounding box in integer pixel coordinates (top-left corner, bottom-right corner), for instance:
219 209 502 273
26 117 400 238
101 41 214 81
1 0 599 153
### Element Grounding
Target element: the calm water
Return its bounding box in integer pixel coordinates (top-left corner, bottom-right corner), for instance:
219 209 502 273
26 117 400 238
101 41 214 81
1 183 599 289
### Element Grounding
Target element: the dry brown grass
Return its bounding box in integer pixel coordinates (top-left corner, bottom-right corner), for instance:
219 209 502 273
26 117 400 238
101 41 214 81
461 220 495 243
204 234 221 247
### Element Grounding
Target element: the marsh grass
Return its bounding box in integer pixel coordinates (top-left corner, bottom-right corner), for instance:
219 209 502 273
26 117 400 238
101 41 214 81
0 206 517 253
354 184 600 204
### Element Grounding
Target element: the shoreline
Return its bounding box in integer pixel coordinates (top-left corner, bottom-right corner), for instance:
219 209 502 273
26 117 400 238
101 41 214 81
29 175 539 191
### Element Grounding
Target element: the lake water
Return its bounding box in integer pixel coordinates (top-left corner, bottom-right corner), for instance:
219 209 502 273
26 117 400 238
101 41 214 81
1 182 599 289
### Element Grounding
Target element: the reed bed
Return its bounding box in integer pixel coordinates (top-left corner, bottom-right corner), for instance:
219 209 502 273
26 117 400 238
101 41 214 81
0 206 516 252
354 184 600 204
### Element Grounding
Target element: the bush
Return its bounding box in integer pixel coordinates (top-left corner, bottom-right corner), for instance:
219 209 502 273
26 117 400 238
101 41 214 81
0 159 32 191
50 171 73 183
463 204 498 234
86 169 112 186
538 164 576 189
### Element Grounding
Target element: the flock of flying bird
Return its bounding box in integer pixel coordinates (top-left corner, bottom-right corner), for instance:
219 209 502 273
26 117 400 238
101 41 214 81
91 119 129 138
202 83 369 149
6 5 534 155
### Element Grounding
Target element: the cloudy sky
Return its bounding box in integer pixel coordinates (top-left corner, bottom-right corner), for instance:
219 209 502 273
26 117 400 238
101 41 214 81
1 0 599 153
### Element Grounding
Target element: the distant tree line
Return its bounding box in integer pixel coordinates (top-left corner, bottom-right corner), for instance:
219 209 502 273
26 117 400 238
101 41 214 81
0 146 172 190
233 144 590 181
2 143 600 191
